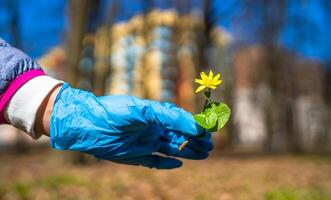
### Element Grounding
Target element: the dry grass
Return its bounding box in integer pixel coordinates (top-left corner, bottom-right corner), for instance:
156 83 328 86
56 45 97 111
0 150 331 200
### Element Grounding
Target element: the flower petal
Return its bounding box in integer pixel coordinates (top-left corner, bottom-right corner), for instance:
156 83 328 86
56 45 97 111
195 85 206 93
200 72 208 80
212 80 222 86
195 78 204 84
212 73 221 82
208 70 214 79
209 85 217 89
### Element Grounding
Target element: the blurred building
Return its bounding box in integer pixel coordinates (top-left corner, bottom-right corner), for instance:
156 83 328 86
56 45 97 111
228 0 331 152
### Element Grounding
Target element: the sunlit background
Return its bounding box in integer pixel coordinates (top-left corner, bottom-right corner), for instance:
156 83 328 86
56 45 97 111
1 0 331 199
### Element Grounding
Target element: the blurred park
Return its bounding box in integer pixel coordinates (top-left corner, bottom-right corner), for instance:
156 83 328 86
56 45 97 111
1 0 331 199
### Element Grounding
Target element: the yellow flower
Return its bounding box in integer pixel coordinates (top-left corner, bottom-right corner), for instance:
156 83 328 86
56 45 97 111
195 70 222 93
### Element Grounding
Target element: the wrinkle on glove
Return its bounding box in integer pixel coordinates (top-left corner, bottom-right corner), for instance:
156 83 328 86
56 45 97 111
50 83 213 169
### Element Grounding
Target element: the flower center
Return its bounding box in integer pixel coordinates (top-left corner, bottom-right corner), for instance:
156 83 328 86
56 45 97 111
205 78 212 87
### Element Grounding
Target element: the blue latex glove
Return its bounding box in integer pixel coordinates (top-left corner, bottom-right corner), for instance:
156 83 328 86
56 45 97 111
50 83 213 169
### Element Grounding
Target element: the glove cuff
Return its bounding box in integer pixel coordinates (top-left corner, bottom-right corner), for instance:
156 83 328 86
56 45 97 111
5 75 63 139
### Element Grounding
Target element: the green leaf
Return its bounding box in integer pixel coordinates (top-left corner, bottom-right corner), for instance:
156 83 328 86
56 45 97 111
194 102 231 132
193 110 218 129
212 103 231 130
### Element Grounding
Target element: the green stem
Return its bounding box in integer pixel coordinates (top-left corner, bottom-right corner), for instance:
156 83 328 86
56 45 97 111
207 88 212 102
203 99 208 110
203 88 212 110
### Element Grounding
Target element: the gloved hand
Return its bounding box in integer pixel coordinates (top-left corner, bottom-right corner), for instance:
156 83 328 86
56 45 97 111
50 83 213 169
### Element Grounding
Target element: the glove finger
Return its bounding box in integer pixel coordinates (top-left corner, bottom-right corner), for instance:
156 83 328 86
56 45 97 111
147 101 204 137
198 131 212 140
162 131 213 153
114 155 183 169
188 133 214 152
158 140 209 160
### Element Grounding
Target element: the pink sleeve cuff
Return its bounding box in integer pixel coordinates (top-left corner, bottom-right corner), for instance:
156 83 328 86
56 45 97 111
0 69 45 124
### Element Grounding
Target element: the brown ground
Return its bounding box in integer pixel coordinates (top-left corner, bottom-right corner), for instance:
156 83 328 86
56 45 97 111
0 150 331 200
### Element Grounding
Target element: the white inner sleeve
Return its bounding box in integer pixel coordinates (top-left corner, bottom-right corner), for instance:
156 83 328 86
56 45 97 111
5 76 63 139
